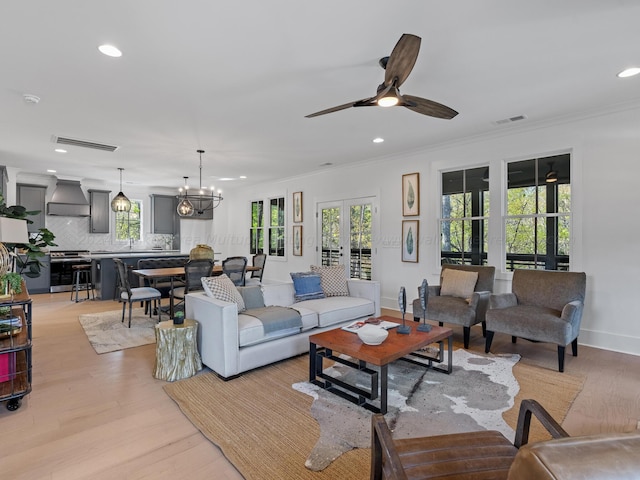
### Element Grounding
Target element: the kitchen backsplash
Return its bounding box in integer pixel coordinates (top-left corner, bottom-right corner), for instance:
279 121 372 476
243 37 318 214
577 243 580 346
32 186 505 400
45 216 174 251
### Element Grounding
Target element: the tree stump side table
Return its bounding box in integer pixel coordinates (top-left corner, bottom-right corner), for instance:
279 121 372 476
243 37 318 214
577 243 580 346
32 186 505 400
154 319 202 381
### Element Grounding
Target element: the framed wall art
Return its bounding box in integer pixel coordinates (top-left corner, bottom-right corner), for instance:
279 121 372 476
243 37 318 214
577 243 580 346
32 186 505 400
402 172 419 216
401 220 419 263
293 225 303 256
293 191 303 223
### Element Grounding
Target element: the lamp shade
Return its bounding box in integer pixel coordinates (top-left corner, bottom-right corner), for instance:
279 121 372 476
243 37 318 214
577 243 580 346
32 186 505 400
0 217 29 244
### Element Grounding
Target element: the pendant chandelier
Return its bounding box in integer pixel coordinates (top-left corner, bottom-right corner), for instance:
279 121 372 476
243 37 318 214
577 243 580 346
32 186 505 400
111 167 131 212
176 149 223 217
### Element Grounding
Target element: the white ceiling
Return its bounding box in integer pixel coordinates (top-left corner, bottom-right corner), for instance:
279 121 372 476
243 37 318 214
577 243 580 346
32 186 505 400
2 1 639 192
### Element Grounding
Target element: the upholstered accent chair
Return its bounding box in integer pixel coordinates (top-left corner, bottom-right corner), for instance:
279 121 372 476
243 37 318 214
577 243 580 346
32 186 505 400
412 264 495 348
485 269 586 372
371 398 640 480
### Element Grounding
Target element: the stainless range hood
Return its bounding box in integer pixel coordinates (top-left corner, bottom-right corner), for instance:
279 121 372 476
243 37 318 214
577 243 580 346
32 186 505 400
47 180 90 216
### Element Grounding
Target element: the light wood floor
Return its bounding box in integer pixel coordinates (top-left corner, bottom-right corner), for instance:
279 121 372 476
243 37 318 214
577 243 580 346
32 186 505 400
1 293 639 479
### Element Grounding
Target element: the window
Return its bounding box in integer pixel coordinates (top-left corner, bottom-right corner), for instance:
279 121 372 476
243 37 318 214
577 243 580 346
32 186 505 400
249 200 264 254
268 196 285 257
440 167 489 265
505 153 570 271
115 200 142 242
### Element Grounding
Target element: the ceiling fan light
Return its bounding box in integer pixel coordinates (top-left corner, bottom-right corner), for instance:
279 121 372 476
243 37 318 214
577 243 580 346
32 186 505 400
546 170 558 183
378 95 399 107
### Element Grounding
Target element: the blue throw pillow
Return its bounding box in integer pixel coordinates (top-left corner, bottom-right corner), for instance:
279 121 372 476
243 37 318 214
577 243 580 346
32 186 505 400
290 272 325 302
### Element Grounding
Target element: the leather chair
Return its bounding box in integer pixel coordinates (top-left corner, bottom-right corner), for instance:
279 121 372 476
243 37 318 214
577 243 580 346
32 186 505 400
114 258 162 327
245 253 266 286
371 399 567 480
371 398 640 480
412 264 495 348
485 269 586 372
170 258 214 311
222 256 248 286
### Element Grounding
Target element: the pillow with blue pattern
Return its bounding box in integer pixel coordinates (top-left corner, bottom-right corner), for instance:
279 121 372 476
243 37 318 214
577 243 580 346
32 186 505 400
290 272 325 302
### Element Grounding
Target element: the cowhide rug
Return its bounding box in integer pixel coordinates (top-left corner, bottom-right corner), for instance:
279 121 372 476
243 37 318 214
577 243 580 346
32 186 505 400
293 349 520 471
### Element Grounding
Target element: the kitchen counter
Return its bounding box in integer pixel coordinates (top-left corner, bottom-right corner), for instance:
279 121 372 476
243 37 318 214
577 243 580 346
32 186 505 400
90 251 189 300
82 250 183 259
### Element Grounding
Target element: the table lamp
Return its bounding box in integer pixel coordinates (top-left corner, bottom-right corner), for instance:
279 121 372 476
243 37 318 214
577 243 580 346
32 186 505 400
0 217 30 277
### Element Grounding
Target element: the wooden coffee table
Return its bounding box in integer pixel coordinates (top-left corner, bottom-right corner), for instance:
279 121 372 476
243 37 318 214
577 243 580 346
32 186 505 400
309 315 453 414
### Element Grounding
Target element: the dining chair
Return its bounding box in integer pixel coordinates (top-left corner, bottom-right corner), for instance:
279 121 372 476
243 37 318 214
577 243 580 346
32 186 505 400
114 258 162 327
222 256 248 286
170 258 214 312
245 253 266 286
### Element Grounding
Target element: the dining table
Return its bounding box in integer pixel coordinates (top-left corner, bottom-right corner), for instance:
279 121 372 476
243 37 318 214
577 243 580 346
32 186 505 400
132 265 260 317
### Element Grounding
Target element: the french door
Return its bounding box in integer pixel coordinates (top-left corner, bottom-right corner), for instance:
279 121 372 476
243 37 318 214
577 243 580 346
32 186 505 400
316 197 375 280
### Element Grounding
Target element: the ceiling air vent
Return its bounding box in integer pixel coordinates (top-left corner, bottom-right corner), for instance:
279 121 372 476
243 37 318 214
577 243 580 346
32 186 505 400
494 115 527 126
52 135 120 152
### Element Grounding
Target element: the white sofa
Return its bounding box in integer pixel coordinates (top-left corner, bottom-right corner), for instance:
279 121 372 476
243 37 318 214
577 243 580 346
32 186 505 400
185 279 381 379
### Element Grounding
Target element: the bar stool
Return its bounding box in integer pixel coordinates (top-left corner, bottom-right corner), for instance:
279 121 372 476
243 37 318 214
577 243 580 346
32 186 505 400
71 264 94 302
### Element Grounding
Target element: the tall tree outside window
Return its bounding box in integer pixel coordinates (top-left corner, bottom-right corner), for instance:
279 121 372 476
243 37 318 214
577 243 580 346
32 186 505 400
505 153 570 271
440 167 489 265
249 200 264 254
115 200 142 243
268 197 285 257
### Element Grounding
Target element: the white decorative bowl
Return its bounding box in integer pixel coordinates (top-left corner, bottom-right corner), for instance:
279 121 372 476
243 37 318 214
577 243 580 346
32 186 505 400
357 324 389 345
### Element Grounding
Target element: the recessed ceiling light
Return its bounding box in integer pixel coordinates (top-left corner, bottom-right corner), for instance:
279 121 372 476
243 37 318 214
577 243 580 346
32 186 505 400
47 169 57 173
98 44 122 58
617 67 640 78
54 148 67 153
373 137 384 143
218 178 233 181
239 175 247 179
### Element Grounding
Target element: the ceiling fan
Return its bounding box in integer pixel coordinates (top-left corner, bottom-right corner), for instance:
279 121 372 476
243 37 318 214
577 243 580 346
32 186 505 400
305 33 458 120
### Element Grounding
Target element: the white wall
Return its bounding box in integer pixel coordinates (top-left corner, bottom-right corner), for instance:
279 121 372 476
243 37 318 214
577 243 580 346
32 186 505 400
214 105 640 356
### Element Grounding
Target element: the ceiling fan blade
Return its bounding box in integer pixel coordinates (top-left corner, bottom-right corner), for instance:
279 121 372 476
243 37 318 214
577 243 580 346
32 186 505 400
403 95 458 119
384 34 421 88
305 97 375 118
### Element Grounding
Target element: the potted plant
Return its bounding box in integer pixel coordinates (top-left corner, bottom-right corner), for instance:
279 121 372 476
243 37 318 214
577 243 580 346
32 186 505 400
0 194 57 279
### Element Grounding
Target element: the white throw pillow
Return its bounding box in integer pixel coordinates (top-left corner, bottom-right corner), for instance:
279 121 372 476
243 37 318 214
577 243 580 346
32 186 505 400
202 274 246 311
310 265 349 297
440 269 478 300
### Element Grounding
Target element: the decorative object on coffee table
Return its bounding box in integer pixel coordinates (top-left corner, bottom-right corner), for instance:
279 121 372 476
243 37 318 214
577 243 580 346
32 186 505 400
397 286 410 334
416 278 432 332
356 324 388 345
173 310 185 325
154 319 202 381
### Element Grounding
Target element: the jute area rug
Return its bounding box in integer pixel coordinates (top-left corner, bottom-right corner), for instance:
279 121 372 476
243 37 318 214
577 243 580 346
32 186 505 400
164 351 585 480
78 309 157 354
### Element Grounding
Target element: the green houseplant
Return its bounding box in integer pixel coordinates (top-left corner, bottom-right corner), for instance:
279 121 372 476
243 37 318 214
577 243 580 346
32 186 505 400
0 193 57 279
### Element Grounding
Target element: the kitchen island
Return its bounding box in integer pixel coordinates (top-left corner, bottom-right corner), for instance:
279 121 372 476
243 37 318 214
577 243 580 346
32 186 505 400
84 251 189 300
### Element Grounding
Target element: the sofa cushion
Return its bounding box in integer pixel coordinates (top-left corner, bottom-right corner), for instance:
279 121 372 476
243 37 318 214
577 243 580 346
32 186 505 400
237 285 265 309
237 313 300 347
262 282 296 307
311 264 349 297
294 305 320 331
202 274 246 312
440 268 478 300
294 296 375 328
290 272 325 302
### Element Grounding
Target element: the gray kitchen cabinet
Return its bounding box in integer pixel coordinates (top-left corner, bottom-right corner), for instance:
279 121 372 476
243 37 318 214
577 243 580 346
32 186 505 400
89 189 111 233
150 194 178 234
19 254 51 294
17 184 46 233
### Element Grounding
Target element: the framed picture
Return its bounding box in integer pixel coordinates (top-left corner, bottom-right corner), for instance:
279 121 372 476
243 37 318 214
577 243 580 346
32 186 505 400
293 225 303 256
401 220 419 262
293 191 303 223
402 173 420 216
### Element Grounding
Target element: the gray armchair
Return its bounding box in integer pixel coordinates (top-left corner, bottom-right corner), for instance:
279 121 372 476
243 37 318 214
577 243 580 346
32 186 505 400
412 264 495 348
485 269 586 372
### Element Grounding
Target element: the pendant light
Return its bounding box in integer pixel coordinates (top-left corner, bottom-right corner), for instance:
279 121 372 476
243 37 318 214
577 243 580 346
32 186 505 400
176 150 223 217
545 163 558 183
176 177 195 217
111 167 132 212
